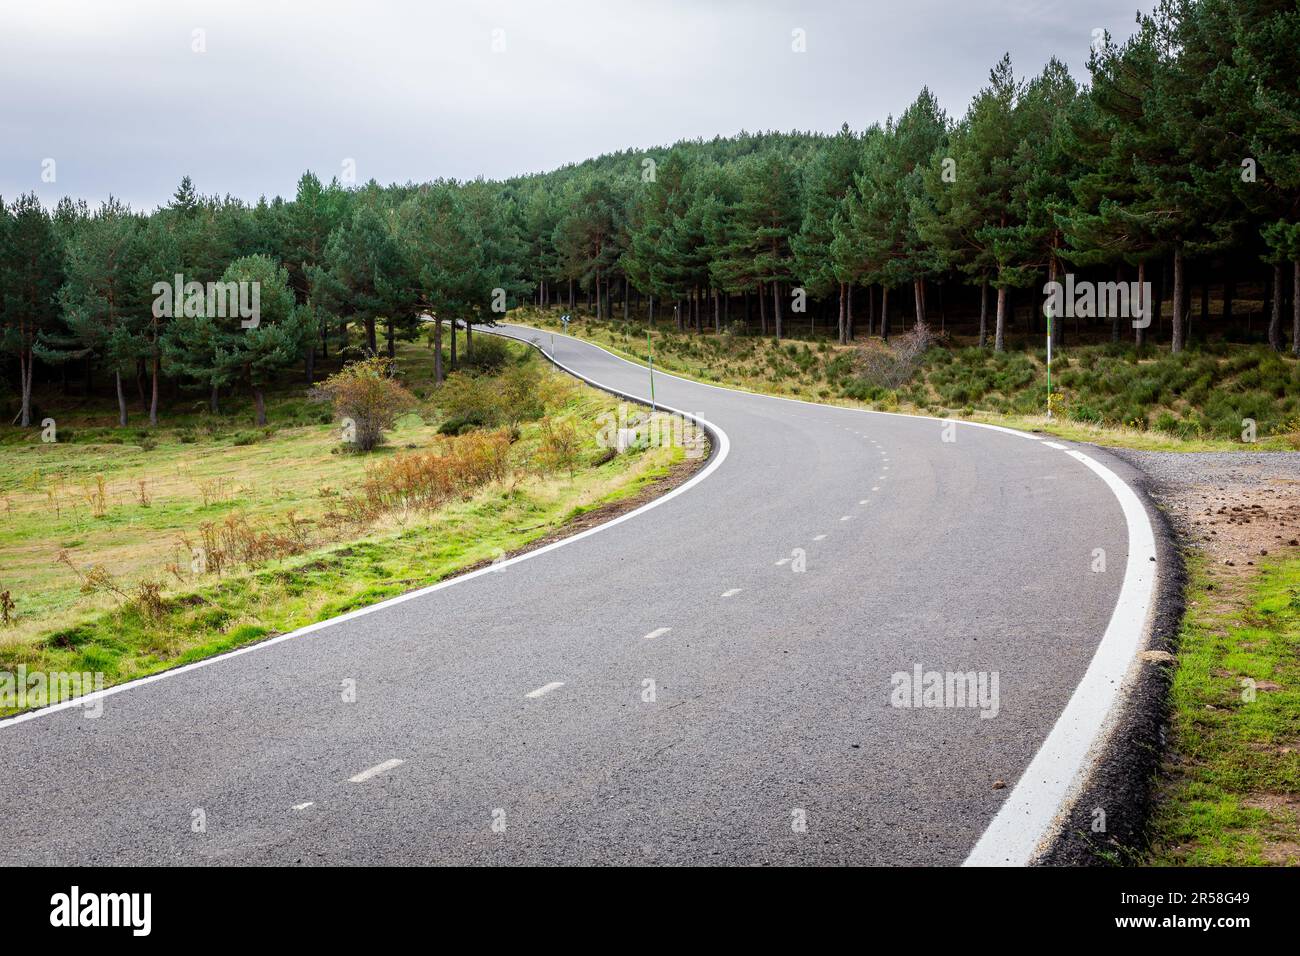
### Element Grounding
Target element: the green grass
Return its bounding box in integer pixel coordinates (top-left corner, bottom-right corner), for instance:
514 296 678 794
1149 555 1300 865
516 307 1300 452
0 337 686 714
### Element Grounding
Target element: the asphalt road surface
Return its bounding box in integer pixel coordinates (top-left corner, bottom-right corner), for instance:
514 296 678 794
0 324 1139 865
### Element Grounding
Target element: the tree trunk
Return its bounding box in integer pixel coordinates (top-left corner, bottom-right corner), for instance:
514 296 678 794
386 319 396 359
450 318 458 368
881 286 891 343
1293 259 1300 356
757 284 767 336
18 350 32 427
1112 264 1124 343
1136 260 1147 347
305 343 315 385
913 278 924 329
994 284 1007 352
1171 246 1186 353
253 387 266 426
837 282 846 344
846 283 854 341
1224 278 1234 326
867 283 874 337
365 316 377 354
210 383 220 414
115 370 128 427
978 279 989 349
772 281 783 339
1048 258 1062 349
1269 260 1284 351
433 316 444 384
149 352 160 426
466 320 474 357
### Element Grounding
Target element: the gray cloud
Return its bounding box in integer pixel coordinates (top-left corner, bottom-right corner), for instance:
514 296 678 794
1 0 1142 210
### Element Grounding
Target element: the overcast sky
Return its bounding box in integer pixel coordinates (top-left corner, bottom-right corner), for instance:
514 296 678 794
1 1 1144 211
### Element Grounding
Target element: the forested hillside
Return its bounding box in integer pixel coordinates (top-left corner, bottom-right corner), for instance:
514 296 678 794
2 0 1297 432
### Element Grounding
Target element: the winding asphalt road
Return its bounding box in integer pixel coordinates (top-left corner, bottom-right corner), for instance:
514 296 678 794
0 323 1153 866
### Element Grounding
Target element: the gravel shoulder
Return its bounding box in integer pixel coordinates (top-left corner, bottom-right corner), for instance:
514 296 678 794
1076 449 1300 865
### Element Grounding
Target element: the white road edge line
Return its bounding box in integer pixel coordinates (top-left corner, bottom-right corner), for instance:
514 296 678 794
349 758 404 783
525 681 565 699
963 447 1157 866
642 627 672 641
0 325 731 731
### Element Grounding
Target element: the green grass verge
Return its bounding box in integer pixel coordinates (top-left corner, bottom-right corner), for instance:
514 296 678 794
0 338 686 715
1149 554 1300 865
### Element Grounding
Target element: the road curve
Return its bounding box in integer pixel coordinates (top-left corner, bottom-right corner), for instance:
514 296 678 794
0 323 1150 866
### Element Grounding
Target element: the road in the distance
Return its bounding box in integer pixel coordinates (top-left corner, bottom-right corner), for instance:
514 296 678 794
0 323 1132 865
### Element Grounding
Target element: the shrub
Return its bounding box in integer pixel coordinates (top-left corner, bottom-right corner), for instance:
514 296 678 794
317 356 417 452
459 335 511 372
437 372 505 432
347 428 513 517
853 320 934 391
536 417 582 477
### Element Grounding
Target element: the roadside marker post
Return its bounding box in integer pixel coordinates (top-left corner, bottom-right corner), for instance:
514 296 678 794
1045 304 1053 419
647 330 656 411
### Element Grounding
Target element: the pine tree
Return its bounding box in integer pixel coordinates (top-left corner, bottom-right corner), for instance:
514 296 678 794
794 124 861 342
1 194 64 426
39 198 144 426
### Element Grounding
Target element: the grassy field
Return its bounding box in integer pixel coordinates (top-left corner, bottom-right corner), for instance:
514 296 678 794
515 308 1300 452
1150 555 1300 865
0 337 688 715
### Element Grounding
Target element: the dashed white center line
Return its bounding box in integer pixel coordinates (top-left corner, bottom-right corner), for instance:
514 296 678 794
349 758 405 783
721 588 743 598
775 557 792 566
872 486 880 491
642 627 672 640
840 515 853 521
859 499 870 504
292 802 314 811
525 681 566 699
813 534 827 541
